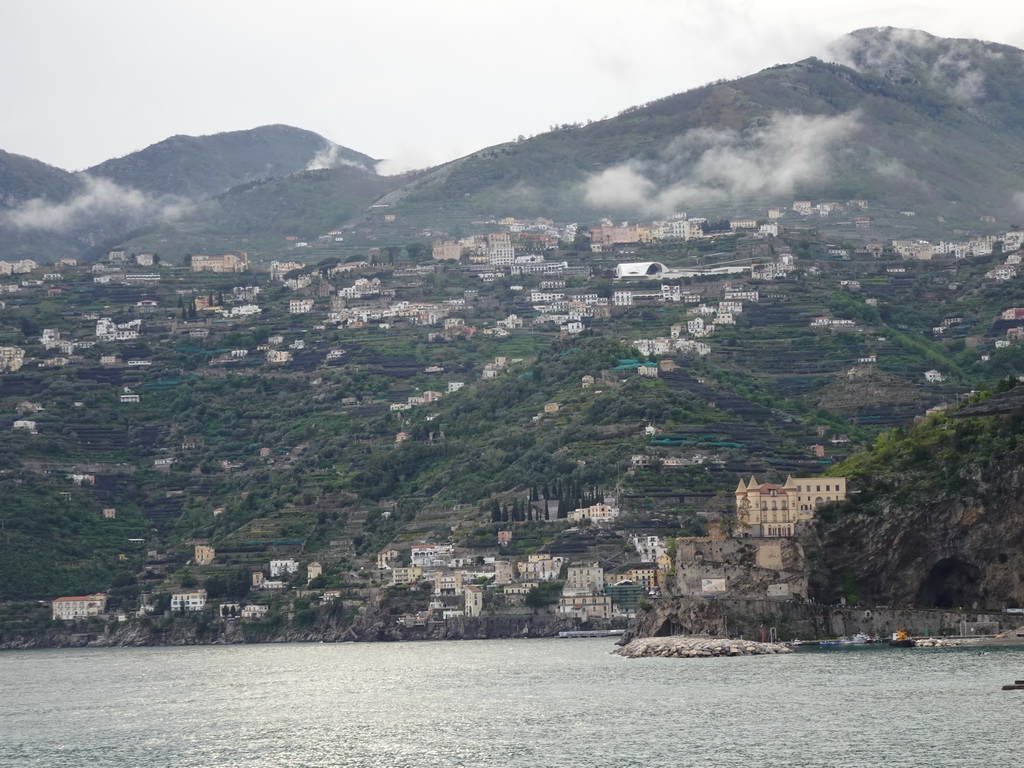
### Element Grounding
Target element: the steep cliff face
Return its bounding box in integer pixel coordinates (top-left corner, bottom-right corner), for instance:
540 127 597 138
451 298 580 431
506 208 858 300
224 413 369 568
812 412 1024 610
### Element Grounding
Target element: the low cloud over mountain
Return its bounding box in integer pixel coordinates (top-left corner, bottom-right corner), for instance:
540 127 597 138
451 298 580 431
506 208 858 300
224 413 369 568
582 112 860 215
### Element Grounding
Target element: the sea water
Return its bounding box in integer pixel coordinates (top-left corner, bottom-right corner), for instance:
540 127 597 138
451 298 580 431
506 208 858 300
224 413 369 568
1 639 1021 767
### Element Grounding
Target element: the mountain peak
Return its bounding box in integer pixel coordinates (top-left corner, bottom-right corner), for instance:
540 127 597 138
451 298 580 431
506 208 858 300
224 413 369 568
826 27 1022 100
83 125 378 199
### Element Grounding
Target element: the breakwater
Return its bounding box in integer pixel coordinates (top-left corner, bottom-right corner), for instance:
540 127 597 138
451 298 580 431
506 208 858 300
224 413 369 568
616 635 792 659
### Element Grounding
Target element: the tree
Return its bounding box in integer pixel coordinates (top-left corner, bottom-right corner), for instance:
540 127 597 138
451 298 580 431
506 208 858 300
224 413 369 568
406 242 430 263
19 315 40 338
572 232 591 252
524 582 560 611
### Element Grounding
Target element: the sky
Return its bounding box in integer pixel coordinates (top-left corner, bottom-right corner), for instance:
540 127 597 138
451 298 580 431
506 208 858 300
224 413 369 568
1 0 1022 175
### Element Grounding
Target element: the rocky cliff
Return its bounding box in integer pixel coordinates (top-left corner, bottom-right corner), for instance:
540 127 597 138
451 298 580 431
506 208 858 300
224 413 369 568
811 409 1024 611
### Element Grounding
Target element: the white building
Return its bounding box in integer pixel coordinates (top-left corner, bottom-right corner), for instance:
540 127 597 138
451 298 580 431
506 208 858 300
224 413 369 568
631 535 666 563
567 503 620 523
269 559 299 578
517 556 565 581
171 590 207 612
51 593 107 620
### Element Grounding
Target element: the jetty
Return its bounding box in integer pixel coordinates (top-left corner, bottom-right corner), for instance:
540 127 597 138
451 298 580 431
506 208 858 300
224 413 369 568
616 635 793 659
558 629 625 639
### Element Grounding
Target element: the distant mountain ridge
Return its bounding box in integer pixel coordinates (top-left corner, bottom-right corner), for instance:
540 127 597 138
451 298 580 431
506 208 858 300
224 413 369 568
0 150 79 211
5 28 1024 262
0 125 379 261
392 27 1024 222
84 124 376 199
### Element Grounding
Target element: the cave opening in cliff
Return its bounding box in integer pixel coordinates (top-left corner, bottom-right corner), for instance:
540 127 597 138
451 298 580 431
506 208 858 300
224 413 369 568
918 558 981 608
653 619 675 637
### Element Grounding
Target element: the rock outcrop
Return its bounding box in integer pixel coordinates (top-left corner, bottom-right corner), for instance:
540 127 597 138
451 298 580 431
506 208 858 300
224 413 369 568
812 457 1024 610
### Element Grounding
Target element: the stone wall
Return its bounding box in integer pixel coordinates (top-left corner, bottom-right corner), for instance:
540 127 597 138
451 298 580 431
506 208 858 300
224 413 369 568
673 524 809 600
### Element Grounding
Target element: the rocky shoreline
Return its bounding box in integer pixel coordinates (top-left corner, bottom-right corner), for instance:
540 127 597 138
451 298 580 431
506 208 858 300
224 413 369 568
0 612 608 650
616 635 793 659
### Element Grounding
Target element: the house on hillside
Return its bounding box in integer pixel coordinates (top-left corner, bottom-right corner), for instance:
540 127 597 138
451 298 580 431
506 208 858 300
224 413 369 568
51 593 107 620
171 590 207 612
734 475 847 537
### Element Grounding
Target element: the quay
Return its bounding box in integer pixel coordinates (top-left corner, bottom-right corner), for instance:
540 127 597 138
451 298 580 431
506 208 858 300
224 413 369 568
558 629 625 639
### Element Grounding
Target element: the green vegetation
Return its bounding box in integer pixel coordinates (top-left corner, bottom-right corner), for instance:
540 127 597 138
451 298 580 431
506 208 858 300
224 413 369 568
825 383 1024 520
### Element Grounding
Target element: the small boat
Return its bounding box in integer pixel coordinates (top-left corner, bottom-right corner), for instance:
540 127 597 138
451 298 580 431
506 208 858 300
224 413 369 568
819 639 842 647
888 629 914 648
843 633 871 645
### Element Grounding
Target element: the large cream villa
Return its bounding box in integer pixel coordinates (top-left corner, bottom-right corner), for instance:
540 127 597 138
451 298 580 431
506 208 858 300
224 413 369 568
734 475 847 537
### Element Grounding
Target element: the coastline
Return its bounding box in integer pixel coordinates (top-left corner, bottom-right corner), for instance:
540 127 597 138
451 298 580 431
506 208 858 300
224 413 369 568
0 612 627 650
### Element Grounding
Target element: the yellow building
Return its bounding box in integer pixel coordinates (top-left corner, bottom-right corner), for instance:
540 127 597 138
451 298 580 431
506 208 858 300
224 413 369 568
433 569 464 595
628 566 659 590
656 551 673 576
605 565 658 591
194 545 215 566
0 346 25 373
432 241 464 261
390 567 423 586
190 252 249 273
734 475 847 537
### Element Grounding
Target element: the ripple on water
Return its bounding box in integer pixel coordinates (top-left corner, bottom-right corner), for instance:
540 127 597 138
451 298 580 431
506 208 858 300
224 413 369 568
0 640 1021 768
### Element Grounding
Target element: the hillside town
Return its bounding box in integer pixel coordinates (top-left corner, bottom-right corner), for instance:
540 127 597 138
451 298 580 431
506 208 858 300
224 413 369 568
3 194 1023 640
48 474 852 632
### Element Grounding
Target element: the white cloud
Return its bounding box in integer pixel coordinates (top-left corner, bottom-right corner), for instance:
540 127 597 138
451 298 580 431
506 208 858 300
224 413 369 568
305 143 369 172
375 145 473 176
582 165 657 209
583 112 861 215
1 175 191 233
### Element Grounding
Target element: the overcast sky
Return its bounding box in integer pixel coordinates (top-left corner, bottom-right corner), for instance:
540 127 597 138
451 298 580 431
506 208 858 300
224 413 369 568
2 1 1021 174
